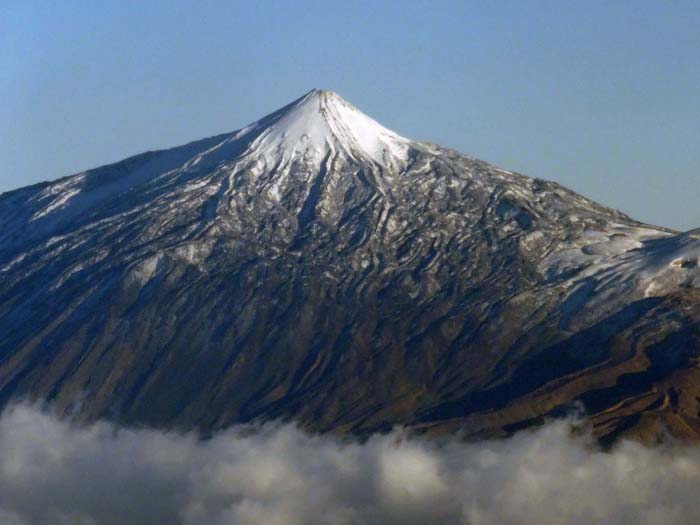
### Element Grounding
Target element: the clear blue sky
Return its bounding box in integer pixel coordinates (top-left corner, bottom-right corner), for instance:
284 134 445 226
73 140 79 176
1 1 698 230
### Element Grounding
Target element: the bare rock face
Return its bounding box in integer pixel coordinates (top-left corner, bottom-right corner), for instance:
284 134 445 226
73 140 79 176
1 89 699 442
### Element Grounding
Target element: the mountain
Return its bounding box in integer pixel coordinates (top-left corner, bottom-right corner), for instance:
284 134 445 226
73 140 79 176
1 89 699 442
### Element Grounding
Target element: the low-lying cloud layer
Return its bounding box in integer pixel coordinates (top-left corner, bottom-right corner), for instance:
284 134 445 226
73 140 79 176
1 404 700 525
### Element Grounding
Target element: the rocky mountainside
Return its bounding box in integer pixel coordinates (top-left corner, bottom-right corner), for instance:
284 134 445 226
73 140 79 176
1 89 699 442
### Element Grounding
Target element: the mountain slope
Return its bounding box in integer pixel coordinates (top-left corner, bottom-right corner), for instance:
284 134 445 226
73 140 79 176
1 89 699 442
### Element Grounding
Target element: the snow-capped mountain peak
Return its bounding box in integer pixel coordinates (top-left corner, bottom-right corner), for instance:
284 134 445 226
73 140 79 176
1 88 700 443
240 89 411 168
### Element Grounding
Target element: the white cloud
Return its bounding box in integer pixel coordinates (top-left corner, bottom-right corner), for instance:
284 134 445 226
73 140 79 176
0 403 699 524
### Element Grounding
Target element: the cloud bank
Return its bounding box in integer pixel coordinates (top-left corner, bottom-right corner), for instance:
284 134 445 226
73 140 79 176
1 403 700 525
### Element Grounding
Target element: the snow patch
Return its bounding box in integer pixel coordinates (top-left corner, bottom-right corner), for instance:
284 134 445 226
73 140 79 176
31 187 82 221
128 254 164 286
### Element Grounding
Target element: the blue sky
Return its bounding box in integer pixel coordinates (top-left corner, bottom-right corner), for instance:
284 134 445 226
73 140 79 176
1 0 698 229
